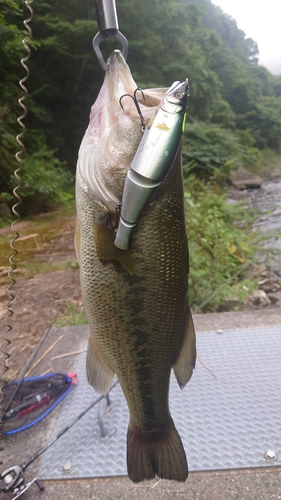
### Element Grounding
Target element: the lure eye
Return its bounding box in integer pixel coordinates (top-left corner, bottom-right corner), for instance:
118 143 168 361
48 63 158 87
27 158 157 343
175 91 184 99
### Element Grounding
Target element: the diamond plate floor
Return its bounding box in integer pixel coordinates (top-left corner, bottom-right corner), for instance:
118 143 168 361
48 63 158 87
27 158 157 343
38 325 281 479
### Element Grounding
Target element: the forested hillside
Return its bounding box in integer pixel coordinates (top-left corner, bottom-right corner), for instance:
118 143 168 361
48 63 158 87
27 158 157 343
1 0 281 213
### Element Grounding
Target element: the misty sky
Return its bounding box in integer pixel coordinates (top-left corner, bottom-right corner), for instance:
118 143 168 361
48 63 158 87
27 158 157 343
211 0 281 75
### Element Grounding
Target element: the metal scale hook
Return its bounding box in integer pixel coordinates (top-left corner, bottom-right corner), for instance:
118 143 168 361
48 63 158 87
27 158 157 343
93 0 128 71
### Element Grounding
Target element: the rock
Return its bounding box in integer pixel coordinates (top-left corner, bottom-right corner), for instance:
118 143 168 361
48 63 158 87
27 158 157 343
258 277 281 293
268 295 279 305
217 298 243 312
248 266 281 293
268 168 281 180
244 289 271 309
228 169 263 190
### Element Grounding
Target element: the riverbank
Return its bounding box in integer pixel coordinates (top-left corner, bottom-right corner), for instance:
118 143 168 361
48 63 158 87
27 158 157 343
228 173 281 277
1 165 281 378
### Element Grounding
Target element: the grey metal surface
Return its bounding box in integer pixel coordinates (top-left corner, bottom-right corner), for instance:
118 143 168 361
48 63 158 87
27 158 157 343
38 325 281 479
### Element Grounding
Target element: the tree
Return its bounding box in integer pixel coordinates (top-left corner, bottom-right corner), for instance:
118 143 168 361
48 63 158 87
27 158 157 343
0 0 24 198
1 0 281 215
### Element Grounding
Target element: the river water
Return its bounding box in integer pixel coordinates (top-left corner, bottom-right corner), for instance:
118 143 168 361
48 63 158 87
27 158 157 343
228 178 281 277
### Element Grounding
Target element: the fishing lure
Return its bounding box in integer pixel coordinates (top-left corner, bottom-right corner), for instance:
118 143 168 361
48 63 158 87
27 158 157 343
114 79 189 250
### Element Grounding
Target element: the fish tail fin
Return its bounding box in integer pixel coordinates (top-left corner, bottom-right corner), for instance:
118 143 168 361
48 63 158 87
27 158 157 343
127 417 188 483
98 244 134 275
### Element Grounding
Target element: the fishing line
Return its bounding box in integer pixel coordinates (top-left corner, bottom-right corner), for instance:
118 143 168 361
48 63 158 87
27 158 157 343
1 0 34 426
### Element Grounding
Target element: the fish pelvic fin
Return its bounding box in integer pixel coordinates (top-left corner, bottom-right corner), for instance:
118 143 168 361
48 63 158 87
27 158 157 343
86 338 115 395
127 417 188 483
97 244 134 275
173 306 196 388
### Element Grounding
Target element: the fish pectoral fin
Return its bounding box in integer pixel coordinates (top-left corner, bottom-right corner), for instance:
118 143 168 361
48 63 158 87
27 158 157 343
127 416 188 483
173 306 196 388
98 244 134 275
86 338 115 395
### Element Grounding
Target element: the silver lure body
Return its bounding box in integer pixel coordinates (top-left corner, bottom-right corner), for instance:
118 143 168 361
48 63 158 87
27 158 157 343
114 79 189 250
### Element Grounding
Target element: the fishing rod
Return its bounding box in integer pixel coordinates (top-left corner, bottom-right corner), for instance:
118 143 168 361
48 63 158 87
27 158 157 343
0 381 118 499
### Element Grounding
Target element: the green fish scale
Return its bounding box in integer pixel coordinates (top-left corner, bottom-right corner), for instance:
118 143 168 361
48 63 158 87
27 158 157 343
77 153 189 432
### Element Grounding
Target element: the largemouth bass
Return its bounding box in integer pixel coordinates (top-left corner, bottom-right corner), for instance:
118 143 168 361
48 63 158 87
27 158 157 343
75 50 196 483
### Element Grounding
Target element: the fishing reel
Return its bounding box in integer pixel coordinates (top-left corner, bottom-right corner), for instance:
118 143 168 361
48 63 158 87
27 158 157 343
0 465 44 499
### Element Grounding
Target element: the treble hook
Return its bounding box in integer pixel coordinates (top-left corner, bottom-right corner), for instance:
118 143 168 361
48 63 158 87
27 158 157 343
119 88 146 131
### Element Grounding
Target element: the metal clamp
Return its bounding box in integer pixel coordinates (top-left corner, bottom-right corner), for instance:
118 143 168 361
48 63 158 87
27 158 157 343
93 0 128 70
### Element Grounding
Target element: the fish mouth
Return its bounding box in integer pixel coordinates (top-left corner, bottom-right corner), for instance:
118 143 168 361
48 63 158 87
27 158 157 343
88 50 138 131
105 50 167 117
89 49 167 131
78 51 168 209
106 50 137 105
107 49 127 69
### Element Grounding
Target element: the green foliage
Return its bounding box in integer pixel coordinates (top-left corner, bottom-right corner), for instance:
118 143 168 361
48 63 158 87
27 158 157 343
9 147 74 215
54 302 88 328
0 0 24 195
22 0 102 171
182 121 259 178
185 179 258 311
202 0 258 63
251 149 281 177
66 260 79 270
22 260 65 275
1 0 281 217
236 96 281 150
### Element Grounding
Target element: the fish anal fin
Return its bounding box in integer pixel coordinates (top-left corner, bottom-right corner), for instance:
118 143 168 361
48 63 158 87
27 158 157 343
127 417 188 483
173 306 196 388
86 338 115 395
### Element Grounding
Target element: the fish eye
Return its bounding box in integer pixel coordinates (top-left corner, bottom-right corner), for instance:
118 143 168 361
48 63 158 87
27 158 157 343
175 91 184 99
